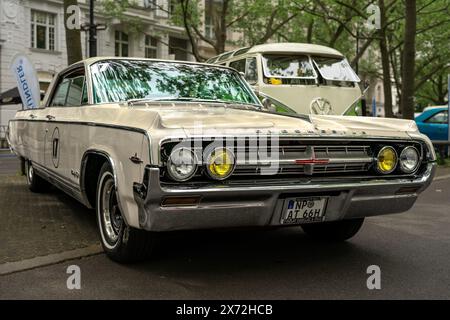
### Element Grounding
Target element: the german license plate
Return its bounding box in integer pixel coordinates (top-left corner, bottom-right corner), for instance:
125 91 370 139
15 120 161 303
281 197 328 224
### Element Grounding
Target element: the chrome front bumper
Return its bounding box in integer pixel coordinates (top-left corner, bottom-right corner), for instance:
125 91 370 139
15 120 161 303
133 163 436 232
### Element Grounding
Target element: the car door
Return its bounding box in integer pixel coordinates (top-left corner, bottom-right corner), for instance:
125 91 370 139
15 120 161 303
44 76 69 174
44 67 87 183
420 110 448 141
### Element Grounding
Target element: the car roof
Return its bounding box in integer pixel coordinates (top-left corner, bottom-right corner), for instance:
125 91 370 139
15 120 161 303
247 43 344 56
69 56 235 71
209 42 345 63
415 106 448 121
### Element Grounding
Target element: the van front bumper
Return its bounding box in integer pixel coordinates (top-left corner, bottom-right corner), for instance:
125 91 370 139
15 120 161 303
133 163 436 232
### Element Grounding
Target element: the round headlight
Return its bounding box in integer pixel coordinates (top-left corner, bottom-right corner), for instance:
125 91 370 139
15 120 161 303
399 147 420 173
167 148 197 181
377 146 397 174
206 148 235 180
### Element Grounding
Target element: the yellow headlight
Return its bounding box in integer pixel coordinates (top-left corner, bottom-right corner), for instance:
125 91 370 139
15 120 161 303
377 146 397 174
207 148 235 180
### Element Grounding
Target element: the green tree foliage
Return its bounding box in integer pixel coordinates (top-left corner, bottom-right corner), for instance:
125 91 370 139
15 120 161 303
100 0 450 116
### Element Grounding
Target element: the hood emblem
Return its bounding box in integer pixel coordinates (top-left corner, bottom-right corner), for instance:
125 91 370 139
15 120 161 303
310 98 333 115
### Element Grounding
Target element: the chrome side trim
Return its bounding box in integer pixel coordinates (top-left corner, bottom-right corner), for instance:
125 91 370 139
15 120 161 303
32 162 85 204
9 118 153 165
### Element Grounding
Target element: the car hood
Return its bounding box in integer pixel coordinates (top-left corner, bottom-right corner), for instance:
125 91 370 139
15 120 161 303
149 104 418 139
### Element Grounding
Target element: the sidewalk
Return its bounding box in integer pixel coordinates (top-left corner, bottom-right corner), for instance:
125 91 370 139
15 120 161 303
0 175 98 265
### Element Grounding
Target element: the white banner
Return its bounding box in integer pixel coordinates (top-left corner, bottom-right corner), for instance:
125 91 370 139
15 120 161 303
10 54 40 109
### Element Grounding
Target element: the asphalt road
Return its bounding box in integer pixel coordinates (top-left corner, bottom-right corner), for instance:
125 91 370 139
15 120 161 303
0 170 449 299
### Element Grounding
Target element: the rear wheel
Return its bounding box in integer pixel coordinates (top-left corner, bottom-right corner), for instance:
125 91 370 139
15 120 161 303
25 160 50 193
96 162 155 263
301 218 364 241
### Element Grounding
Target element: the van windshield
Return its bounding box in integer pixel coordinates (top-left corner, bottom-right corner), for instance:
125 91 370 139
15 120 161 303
262 55 316 79
313 57 360 83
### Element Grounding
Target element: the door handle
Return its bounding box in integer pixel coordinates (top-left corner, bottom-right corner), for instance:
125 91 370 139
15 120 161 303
46 115 55 120
29 114 37 119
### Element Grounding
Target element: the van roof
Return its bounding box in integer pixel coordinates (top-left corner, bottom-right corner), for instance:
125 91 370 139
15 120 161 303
209 42 344 63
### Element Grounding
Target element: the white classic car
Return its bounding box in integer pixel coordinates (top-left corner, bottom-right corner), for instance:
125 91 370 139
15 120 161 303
7 58 436 263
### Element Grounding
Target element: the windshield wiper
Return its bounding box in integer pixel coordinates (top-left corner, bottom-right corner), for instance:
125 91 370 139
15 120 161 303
127 97 262 109
126 97 179 106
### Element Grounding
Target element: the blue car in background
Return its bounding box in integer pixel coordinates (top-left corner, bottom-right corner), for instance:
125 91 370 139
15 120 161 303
415 107 448 141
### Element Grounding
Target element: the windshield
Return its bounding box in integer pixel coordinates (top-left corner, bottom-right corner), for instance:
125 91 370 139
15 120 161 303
90 60 260 105
262 54 316 79
313 57 360 82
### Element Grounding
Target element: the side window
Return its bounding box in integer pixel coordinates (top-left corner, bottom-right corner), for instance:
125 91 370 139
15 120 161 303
66 76 85 106
50 79 70 107
229 59 246 73
245 57 258 83
426 111 448 124
49 68 86 107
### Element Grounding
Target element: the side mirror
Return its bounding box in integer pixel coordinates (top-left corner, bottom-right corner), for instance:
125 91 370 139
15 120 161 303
261 97 276 112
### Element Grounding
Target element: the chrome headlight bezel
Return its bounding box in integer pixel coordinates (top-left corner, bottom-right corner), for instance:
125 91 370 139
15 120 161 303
166 147 198 182
376 146 398 174
399 146 420 173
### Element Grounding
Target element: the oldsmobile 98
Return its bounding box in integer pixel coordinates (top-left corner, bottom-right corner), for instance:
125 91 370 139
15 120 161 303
7 58 436 263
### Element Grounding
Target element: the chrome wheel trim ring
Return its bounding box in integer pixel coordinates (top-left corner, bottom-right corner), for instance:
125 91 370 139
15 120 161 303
97 171 123 249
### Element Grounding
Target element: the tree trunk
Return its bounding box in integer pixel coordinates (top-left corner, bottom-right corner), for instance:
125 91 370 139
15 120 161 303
400 0 417 120
378 0 393 118
63 0 83 65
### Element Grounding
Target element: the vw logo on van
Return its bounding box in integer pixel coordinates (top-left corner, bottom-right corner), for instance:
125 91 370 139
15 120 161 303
310 98 333 115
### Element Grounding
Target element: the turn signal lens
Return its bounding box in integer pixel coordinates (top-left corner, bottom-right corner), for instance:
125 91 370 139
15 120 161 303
206 148 235 180
377 146 397 174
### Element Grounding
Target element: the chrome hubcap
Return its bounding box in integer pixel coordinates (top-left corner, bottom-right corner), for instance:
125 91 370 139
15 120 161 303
101 178 123 243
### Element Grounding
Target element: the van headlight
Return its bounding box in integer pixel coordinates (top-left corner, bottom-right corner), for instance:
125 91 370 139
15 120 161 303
167 148 197 181
399 147 420 173
206 147 235 180
376 146 397 174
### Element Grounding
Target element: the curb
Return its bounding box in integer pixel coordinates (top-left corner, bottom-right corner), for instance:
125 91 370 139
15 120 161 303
435 173 450 181
0 244 103 276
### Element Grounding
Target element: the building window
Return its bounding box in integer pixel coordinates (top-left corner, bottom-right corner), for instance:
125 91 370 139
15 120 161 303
145 35 158 58
31 10 56 51
205 15 214 39
169 37 188 61
115 31 129 57
205 0 221 39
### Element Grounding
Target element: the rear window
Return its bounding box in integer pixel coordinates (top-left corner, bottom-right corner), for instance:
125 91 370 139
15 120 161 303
426 111 448 124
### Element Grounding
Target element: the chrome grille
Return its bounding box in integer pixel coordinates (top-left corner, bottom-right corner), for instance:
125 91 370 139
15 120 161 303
233 144 373 176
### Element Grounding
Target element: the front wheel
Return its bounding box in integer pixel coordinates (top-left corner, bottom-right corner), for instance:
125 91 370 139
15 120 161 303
96 163 155 263
301 218 364 242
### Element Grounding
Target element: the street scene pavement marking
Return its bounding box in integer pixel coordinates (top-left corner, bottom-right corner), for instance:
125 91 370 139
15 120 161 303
0 244 103 276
